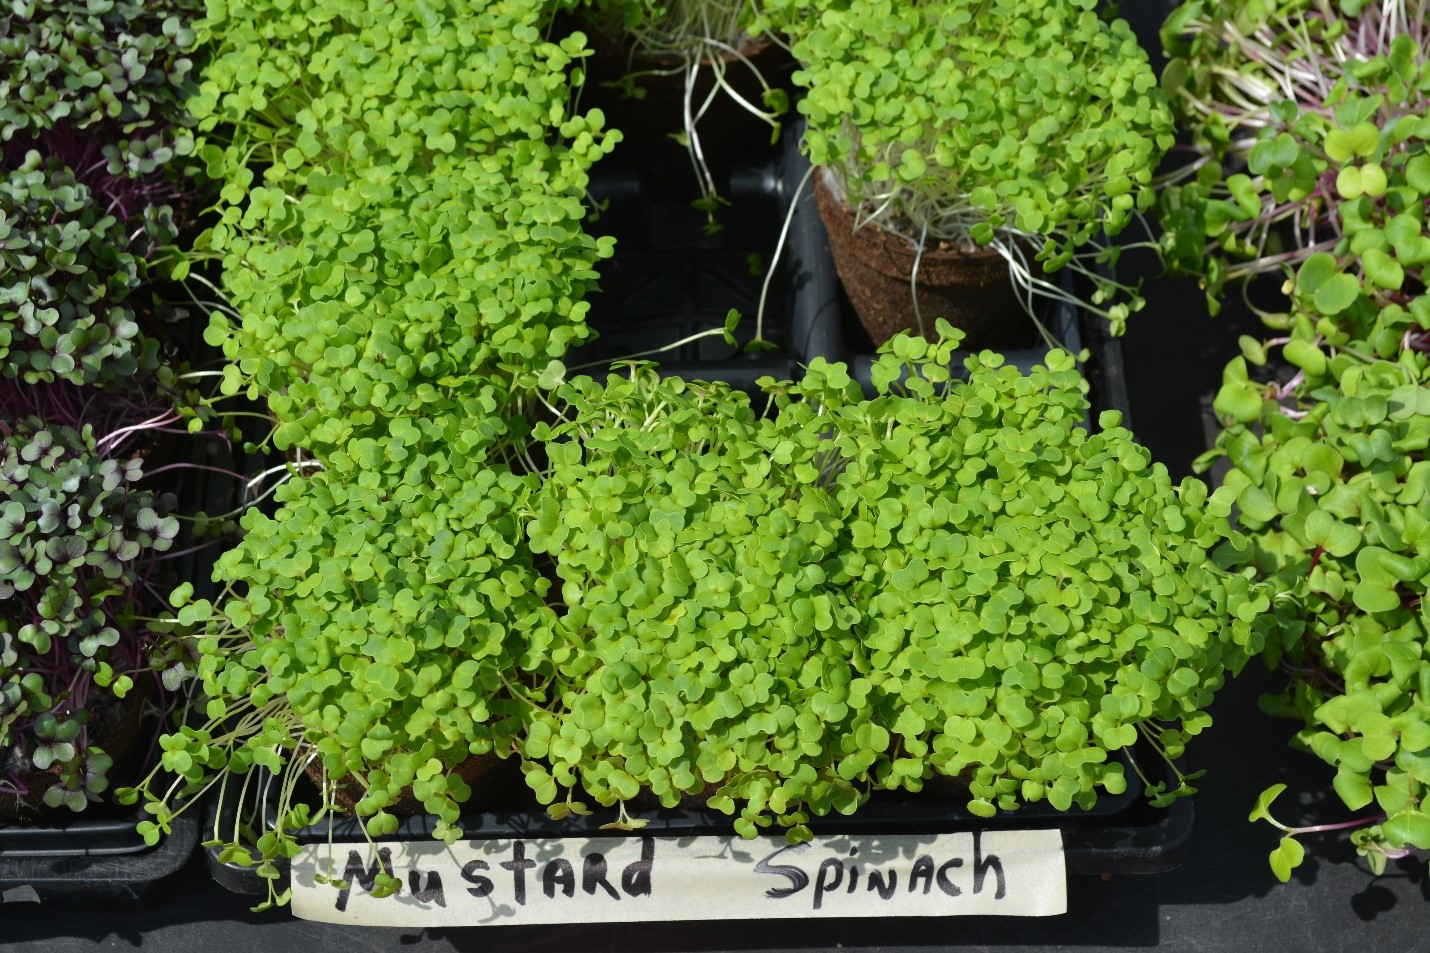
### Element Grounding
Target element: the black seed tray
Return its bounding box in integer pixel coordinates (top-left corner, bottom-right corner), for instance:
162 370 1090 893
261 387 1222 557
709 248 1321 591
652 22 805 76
0 809 200 906
570 121 841 391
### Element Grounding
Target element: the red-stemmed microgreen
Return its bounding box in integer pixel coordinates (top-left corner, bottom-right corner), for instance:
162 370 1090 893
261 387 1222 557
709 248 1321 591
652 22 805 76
1201 251 1430 879
1159 0 1430 314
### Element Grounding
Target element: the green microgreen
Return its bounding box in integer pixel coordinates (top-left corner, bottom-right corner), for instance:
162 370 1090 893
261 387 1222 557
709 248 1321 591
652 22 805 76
120 421 560 900
188 0 618 460
770 322 1275 816
1159 0 1430 313
1201 256 1430 878
773 0 1175 332
525 366 864 840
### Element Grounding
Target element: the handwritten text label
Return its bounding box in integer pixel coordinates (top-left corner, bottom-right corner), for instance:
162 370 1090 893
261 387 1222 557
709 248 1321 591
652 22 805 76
291 829 1066 925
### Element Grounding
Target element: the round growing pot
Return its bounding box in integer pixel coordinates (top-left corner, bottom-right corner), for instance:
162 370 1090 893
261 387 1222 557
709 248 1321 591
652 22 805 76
812 170 1037 351
303 753 517 817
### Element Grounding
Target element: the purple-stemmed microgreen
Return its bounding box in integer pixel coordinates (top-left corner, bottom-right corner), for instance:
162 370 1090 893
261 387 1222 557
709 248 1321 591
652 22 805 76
0 0 200 179
1251 784 1417 879
1159 0 1430 315
1201 251 1430 880
0 414 182 814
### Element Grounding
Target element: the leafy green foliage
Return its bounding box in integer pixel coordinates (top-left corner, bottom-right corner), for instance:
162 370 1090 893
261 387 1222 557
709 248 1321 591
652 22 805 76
126 423 558 866
1 419 178 812
202 144 612 455
190 0 617 458
0 0 205 392
525 368 865 838
1201 269 1430 874
126 0 626 908
0 154 161 384
1159 1 1430 310
1163 97 1430 314
522 328 1271 837
132 0 1260 899
0 0 200 176
776 0 1174 332
771 324 1272 815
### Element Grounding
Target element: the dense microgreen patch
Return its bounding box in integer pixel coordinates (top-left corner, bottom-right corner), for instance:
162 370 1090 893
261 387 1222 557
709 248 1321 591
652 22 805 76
519 328 1273 839
1202 266 1430 877
774 0 1174 331
767 325 1274 815
1 0 205 388
1 153 163 385
121 420 560 902
0 0 201 178
1 415 179 814
122 0 1284 907
524 367 864 838
189 0 618 458
125 2 627 906
202 140 614 457
1159 0 1430 311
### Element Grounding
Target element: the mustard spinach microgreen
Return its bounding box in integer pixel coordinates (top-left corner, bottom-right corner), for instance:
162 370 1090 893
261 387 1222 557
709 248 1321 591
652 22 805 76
121 423 559 882
523 325 1274 839
190 0 618 458
525 367 864 840
772 324 1274 817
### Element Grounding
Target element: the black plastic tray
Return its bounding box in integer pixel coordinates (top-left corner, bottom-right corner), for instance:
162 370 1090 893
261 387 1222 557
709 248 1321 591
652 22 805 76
573 122 1131 435
571 122 841 391
0 800 200 906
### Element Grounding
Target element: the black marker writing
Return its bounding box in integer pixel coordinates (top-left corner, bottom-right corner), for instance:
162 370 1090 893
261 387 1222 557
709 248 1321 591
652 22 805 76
621 836 655 897
937 858 964 896
582 852 619 900
754 844 809 899
909 855 934 895
813 857 843 910
973 832 1006 899
408 870 446 907
500 841 538 906
868 868 897 900
460 859 493 898
544 858 575 899
752 835 1009 909
334 847 396 913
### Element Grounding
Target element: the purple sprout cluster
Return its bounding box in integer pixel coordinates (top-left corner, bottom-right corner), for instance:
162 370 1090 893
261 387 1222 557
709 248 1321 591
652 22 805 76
0 1 207 815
